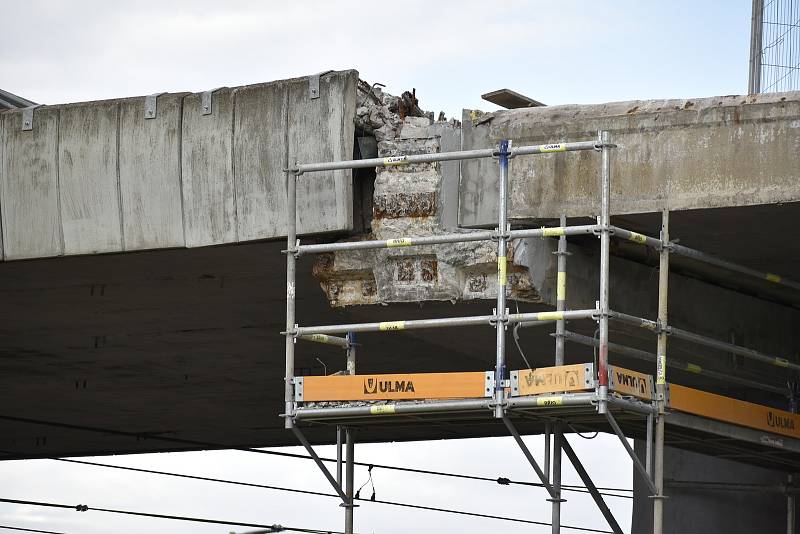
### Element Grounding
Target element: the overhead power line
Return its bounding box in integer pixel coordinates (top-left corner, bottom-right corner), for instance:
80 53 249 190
50 456 629 530
0 526 66 534
0 414 633 497
0 495 613 534
0 497 339 534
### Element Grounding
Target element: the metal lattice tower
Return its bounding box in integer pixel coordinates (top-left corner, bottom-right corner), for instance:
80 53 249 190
750 0 800 93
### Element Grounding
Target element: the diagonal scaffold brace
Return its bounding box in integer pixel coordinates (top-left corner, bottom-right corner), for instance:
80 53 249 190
561 436 624 534
502 417 556 499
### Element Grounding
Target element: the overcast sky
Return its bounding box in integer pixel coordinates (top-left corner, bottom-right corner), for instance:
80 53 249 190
1 1 753 533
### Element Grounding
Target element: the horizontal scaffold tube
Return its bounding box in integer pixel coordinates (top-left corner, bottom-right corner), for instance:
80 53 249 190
293 398 493 420
608 309 800 373
669 325 800 372
506 392 598 410
293 309 597 337
293 141 601 175
610 226 663 250
610 226 800 293
297 334 350 348
668 242 800 292
562 330 786 396
295 225 599 256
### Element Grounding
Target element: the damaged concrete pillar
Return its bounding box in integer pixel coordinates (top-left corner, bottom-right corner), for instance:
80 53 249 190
314 95 544 307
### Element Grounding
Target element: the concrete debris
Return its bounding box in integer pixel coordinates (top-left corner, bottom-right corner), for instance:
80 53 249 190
314 81 542 308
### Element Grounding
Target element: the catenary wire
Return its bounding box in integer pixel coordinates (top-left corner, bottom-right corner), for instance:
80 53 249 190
0 497 339 534
0 526 67 534
0 496 613 534
0 414 633 495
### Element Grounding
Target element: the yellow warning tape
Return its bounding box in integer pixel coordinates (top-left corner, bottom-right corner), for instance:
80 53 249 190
556 272 566 301
309 334 330 343
539 143 566 153
537 396 563 406
537 311 564 321
686 363 702 374
542 227 565 237
775 357 790 368
383 155 409 166
628 232 647 244
497 256 507 286
370 405 396 415
379 321 405 331
766 273 782 283
386 238 413 248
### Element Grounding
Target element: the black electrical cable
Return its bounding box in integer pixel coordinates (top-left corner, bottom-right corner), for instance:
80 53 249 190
0 526 66 534
0 496 613 534
0 414 634 496
47 456 631 501
0 498 338 534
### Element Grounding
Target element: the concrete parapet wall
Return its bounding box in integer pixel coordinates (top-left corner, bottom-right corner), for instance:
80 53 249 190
460 91 800 226
0 70 358 260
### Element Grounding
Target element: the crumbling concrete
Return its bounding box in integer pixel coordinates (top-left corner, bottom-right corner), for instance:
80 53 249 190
315 85 545 307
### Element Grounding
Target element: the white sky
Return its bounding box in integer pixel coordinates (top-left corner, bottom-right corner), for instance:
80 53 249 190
0 1 752 533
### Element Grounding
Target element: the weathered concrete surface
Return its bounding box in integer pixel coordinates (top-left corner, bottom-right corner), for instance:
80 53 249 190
460 91 800 227
181 88 237 247
58 100 123 255
314 103 542 307
0 106 61 259
0 70 358 260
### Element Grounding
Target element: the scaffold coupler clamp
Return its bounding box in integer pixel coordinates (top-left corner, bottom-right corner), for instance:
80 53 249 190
593 140 618 151
492 139 513 159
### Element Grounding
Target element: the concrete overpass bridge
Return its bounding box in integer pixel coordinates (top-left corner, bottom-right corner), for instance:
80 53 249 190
2 69 800 532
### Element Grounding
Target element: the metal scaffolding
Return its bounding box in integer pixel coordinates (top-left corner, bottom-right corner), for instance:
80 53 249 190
282 132 800 533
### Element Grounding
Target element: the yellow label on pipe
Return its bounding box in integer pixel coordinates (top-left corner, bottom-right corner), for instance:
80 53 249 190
386 238 413 247
775 357 790 368
686 363 702 374
537 311 564 321
497 256 507 286
556 272 567 301
309 334 330 343
542 227 565 237
657 356 666 385
628 232 647 244
539 143 566 153
766 273 782 283
379 321 405 331
370 405 396 415
537 396 563 406
383 155 409 166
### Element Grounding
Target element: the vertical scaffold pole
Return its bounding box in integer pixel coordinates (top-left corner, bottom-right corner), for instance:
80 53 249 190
284 169 298 429
494 140 510 419
345 332 356 534
653 210 669 534
789 474 796 534
597 131 612 415
552 213 568 533
336 426 343 486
